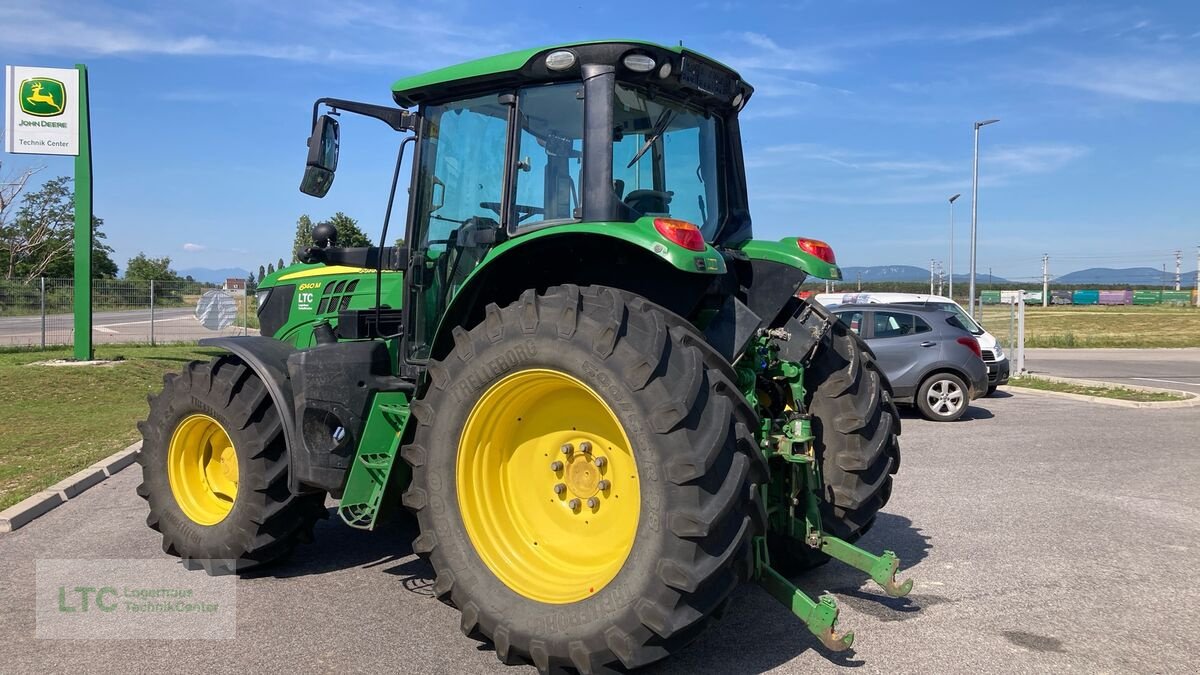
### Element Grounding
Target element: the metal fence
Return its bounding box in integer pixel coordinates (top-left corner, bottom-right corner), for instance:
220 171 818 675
0 278 255 348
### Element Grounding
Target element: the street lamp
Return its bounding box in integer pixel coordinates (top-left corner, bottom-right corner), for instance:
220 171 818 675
948 193 960 300
969 118 999 318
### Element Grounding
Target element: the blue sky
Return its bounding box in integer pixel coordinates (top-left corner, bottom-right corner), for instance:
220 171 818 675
2 0 1198 282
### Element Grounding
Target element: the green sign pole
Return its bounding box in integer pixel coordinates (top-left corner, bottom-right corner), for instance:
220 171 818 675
72 63 92 361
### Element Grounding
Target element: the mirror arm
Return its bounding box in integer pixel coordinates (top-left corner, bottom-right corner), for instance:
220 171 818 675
296 245 409 270
311 97 415 132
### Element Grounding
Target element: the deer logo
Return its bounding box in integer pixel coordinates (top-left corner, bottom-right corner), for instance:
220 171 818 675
18 78 66 117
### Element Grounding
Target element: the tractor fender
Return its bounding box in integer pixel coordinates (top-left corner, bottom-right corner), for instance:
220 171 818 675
198 337 306 491
430 228 724 360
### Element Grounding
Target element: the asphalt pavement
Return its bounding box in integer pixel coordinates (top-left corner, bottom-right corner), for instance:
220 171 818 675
0 308 250 346
2 391 1198 673
1026 347 1200 394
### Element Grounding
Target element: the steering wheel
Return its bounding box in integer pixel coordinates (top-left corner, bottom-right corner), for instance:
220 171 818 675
479 201 544 223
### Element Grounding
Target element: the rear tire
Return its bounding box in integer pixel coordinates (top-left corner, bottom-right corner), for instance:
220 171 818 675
802 299 901 542
403 285 766 672
137 356 326 574
916 372 969 422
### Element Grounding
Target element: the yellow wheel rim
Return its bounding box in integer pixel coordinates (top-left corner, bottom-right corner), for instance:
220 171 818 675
167 414 239 526
458 369 640 604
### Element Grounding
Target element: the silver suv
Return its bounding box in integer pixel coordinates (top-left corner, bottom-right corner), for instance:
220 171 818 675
833 304 988 422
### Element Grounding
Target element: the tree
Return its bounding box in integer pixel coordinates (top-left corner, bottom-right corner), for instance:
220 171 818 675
258 265 266 283
267 262 275 275
277 257 285 271
291 212 372 263
246 273 257 292
328 212 372 247
125 253 181 281
0 175 116 281
292 214 314 263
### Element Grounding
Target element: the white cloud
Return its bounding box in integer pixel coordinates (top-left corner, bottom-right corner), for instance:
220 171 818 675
1036 56 1200 104
987 144 1090 174
183 243 206 252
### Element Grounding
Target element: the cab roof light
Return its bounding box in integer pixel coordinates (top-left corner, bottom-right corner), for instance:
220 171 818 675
654 218 706 252
797 238 837 265
545 50 577 71
623 53 656 73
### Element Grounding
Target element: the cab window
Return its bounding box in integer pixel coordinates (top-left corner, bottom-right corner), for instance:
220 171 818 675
513 83 584 228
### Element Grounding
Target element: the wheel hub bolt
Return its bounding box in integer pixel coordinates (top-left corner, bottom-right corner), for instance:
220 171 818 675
550 461 564 472
593 456 607 468
568 498 581 510
597 479 610 491
554 483 566 495
579 441 592 453
561 443 573 455
587 497 599 509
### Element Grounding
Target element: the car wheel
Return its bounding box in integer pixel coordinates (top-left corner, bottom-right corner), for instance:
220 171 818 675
916 373 969 422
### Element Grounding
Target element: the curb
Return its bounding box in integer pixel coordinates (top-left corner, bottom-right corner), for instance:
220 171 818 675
1006 375 1200 409
0 441 141 533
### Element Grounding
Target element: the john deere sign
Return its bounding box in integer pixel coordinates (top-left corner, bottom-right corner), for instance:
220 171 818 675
5 65 80 155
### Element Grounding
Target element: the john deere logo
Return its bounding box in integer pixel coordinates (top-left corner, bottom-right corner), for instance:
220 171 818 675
19 78 66 117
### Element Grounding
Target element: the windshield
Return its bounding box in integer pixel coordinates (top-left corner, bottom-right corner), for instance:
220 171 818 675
611 83 722 238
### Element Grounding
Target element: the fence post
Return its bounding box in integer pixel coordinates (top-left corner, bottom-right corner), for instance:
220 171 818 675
149 279 156 346
242 289 248 336
1008 301 1015 356
40 277 46 349
1016 299 1026 374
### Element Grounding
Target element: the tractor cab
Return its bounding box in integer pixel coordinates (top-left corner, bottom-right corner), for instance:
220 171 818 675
299 41 758 360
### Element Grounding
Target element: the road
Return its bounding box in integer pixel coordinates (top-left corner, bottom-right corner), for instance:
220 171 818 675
0 308 251 346
1026 347 1200 394
3 392 1198 672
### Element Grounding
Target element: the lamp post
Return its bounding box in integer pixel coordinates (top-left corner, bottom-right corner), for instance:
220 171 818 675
969 118 999 318
948 193 960 300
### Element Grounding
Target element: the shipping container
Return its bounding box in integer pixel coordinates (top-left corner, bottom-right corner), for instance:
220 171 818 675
1133 290 1161 305
1162 290 1192 306
1072 289 1099 305
1051 290 1073 305
980 290 1001 305
1098 290 1132 305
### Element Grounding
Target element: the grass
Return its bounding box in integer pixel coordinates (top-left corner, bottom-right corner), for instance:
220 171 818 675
978 304 1200 348
1006 375 1188 402
0 344 222 510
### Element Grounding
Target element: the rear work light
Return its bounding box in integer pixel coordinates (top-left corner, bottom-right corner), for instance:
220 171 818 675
797 238 836 264
956 336 982 359
653 218 706 252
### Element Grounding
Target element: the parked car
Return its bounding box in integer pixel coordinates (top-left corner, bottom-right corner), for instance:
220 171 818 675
815 292 1009 395
831 304 988 422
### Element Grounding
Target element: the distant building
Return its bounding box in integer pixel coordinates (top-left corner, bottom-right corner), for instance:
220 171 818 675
224 278 247 293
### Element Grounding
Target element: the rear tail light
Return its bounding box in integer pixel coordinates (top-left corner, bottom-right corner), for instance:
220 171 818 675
653 218 706 251
956 336 982 359
797 238 836 264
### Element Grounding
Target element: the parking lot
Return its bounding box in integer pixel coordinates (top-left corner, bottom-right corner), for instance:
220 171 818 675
2 389 1197 673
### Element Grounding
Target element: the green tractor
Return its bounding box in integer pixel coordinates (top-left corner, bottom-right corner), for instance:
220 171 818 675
138 40 908 670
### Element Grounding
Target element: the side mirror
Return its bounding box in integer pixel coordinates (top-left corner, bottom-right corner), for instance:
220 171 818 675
300 114 339 197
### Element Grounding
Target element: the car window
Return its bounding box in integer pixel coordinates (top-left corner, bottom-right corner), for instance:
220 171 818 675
872 311 917 338
913 316 932 334
835 311 863 334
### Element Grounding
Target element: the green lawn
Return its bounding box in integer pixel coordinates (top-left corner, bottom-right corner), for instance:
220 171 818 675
0 344 221 510
1006 376 1187 402
979 304 1200 348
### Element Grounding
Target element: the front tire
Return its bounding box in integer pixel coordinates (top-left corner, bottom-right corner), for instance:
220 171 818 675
403 285 765 672
137 356 326 574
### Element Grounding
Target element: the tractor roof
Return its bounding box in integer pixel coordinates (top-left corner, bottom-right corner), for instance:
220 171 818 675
391 40 745 108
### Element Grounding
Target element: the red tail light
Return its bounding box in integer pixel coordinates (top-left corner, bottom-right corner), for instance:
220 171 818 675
653 218 706 252
956 336 982 359
797 238 837 264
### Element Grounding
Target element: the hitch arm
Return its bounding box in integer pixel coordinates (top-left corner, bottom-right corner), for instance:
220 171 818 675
753 537 854 651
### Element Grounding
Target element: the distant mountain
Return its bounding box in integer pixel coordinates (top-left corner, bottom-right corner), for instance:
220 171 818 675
1054 267 1199 286
839 265 1010 284
178 267 251 284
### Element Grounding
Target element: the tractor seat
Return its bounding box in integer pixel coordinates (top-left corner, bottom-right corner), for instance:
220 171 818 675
623 189 673 216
